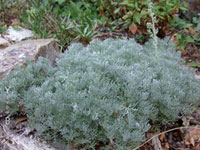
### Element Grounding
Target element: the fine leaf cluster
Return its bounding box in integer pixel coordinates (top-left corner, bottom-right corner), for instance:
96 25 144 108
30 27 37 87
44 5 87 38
0 38 200 149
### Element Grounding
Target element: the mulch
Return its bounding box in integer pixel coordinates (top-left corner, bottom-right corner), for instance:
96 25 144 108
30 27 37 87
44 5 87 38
137 109 200 150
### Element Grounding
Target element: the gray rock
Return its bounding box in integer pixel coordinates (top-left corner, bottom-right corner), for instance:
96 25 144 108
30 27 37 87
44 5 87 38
0 38 60 80
3 26 34 42
0 124 56 150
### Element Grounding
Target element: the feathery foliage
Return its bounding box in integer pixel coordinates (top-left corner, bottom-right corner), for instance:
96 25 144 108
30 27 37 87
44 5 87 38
0 38 200 149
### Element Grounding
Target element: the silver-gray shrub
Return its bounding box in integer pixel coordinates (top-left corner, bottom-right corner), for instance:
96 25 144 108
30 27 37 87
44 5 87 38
0 38 200 150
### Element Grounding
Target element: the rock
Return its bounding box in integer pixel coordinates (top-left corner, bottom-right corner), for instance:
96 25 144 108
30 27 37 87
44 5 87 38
0 38 60 80
0 37 9 48
3 26 34 42
0 124 56 150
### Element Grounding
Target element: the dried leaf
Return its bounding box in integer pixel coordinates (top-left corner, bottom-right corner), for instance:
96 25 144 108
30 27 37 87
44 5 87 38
196 109 200 116
193 143 200 150
130 23 137 35
184 126 200 146
109 139 114 147
163 142 169 150
11 18 19 26
152 136 163 150
100 10 104 15
185 140 191 146
170 34 178 43
180 50 187 55
182 116 190 127
190 137 195 146
70 141 75 150
15 117 27 126
189 27 197 35
159 133 165 142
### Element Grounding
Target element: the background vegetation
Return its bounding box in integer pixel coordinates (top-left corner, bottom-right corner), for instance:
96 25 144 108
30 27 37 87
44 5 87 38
1 0 199 51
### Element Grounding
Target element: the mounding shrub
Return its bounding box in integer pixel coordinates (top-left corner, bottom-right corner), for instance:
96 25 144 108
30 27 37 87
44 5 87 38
0 38 200 149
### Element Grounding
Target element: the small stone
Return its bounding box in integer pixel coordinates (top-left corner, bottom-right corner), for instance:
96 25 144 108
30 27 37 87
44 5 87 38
4 26 34 42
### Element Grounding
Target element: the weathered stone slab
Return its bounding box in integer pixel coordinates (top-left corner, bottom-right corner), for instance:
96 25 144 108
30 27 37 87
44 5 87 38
0 38 60 80
4 26 34 42
0 124 56 150
0 37 9 48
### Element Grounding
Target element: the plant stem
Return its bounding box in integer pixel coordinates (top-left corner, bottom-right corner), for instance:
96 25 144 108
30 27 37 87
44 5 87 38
147 0 159 59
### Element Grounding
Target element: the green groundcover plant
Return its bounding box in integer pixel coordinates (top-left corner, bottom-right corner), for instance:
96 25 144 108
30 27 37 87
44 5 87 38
0 38 200 149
